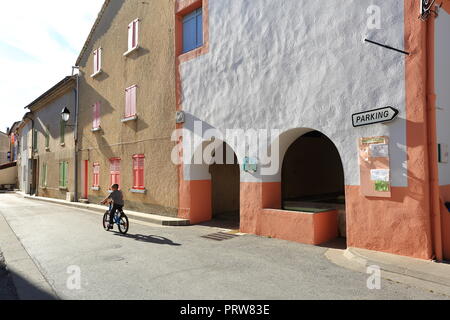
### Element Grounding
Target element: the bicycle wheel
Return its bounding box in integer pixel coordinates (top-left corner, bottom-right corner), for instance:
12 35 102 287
118 213 129 234
102 212 110 231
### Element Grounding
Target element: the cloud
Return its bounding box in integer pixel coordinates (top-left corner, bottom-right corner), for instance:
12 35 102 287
0 0 104 133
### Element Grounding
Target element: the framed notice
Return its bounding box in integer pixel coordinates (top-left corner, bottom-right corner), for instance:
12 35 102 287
359 136 391 197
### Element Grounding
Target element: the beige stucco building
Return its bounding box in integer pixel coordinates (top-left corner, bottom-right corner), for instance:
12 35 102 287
75 0 179 215
0 131 9 165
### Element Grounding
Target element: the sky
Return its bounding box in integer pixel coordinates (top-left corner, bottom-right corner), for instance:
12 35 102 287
0 0 105 133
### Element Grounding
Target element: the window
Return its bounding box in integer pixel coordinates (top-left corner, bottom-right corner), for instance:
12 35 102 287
132 155 145 190
32 129 38 152
92 102 101 129
93 162 100 187
45 126 50 149
110 158 121 187
126 19 139 53
41 163 48 187
124 85 137 119
92 48 102 76
182 8 203 53
60 120 65 144
59 161 68 188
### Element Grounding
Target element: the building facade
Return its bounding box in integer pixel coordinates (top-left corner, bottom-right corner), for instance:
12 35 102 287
176 0 450 260
75 0 179 215
23 77 77 200
0 131 9 165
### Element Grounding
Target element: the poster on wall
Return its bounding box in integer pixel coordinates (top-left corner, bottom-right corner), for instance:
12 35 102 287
359 136 391 198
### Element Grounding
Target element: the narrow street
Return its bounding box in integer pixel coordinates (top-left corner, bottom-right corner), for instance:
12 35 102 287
0 193 447 300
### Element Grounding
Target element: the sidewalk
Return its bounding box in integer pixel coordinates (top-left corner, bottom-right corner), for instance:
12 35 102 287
0 213 57 300
326 246 450 297
16 192 189 227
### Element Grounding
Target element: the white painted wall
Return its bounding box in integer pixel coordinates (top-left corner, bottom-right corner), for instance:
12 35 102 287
18 123 31 193
181 0 407 186
436 10 450 186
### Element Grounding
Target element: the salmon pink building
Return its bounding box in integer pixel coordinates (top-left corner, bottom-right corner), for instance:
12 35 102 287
175 0 450 261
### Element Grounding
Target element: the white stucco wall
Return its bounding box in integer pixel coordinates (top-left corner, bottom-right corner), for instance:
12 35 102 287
180 0 407 186
18 123 31 193
436 10 450 186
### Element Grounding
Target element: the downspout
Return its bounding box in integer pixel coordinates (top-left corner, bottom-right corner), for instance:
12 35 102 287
72 67 80 202
425 8 443 261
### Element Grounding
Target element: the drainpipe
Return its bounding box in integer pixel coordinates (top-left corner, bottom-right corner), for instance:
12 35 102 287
72 66 80 202
425 9 443 261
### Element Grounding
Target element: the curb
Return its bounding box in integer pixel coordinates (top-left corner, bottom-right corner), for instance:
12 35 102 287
345 247 450 288
19 193 190 227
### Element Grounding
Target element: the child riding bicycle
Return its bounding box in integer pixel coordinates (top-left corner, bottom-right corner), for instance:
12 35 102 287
101 184 124 230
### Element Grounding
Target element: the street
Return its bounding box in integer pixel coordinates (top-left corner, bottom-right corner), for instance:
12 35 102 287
0 193 447 300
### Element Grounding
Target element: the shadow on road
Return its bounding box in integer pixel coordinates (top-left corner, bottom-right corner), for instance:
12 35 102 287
5 270 57 300
112 232 182 246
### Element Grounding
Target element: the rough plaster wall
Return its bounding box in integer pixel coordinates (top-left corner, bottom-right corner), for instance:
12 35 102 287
18 123 31 193
0 133 9 165
77 0 178 212
34 90 75 195
181 0 407 186
436 12 450 186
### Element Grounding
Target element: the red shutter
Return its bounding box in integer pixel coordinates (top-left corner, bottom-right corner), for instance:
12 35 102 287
93 163 100 187
110 159 121 187
133 155 144 189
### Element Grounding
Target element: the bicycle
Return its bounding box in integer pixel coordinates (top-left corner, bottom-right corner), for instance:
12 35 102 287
102 203 129 234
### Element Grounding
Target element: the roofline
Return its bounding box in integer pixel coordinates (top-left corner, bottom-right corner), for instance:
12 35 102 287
75 0 111 66
24 76 76 111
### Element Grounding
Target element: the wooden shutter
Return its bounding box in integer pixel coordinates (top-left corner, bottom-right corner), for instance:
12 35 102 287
133 155 144 189
59 162 64 187
128 22 134 51
60 120 65 144
93 163 100 187
110 159 120 186
93 102 100 128
125 86 137 118
65 162 69 187
93 49 98 73
45 126 49 148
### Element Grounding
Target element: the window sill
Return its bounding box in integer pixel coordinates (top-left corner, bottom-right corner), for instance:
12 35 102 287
60 143 65 147
178 43 209 64
90 69 103 78
123 46 139 57
121 115 138 123
130 188 146 194
59 187 68 191
45 147 50 152
91 127 102 132
91 186 100 191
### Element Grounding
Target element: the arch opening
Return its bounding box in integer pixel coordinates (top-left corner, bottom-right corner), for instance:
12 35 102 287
281 130 347 239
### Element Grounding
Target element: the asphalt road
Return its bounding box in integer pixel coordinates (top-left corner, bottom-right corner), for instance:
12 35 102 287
0 193 447 300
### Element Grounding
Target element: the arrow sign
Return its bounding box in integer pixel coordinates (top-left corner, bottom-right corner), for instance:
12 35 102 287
352 107 399 128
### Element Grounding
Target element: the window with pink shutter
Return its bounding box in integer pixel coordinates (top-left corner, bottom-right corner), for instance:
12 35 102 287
110 158 121 187
125 85 137 118
92 102 101 129
93 48 101 74
128 19 139 51
93 163 100 187
132 155 145 189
